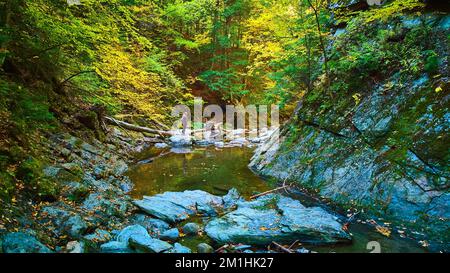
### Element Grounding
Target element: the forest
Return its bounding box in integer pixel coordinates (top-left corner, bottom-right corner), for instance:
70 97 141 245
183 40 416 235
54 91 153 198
0 0 448 255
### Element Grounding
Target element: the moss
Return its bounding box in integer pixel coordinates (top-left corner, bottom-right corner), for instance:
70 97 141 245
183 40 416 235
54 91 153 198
253 195 280 211
423 50 439 74
16 157 60 200
0 172 15 201
66 184 90 203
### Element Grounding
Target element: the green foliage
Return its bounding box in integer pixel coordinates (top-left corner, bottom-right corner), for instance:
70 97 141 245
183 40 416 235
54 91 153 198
0 166 14 200
0 79 54 133
199 67 249 101
2 0 189 123
423 50 439 74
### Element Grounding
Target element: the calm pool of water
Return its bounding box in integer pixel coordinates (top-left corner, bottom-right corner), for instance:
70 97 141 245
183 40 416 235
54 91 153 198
129 146 272 199
128 146 426 253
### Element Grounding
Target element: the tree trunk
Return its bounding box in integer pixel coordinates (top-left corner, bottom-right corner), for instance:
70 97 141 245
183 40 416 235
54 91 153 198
104 116 174 136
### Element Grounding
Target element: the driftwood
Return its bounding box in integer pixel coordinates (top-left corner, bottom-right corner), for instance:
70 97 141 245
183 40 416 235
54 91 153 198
105 116 174 136
271 241 293 253
249 183 291 199
288 240 300 250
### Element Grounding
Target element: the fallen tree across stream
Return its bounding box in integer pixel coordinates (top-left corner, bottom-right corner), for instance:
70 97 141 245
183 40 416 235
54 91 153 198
105 116 214 137
104 116 174 136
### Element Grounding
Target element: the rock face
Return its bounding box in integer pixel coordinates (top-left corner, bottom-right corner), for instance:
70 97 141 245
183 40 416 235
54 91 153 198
2 232 52 253
250 14 450 251
205 194 351 245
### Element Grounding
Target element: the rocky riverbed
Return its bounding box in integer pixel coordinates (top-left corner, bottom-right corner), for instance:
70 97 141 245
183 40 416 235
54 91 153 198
0 127 430 253
0 127 288 253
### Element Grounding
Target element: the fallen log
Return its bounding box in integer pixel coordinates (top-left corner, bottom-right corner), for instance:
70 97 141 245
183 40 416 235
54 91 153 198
105 116 174 136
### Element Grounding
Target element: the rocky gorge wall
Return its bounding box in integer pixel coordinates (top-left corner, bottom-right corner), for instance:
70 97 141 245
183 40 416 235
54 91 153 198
250 12 449 252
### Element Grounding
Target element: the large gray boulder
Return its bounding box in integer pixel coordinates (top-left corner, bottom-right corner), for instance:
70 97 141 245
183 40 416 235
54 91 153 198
100 241 133 253
106 224 173 253
205 194 351 246
169 135 193 147
116 225 149 243
2 232 53 253
131 214 170 237
132 190 223 223
129 234 173 253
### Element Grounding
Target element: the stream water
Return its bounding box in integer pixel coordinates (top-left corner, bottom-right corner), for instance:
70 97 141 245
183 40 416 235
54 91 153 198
128 146 426 253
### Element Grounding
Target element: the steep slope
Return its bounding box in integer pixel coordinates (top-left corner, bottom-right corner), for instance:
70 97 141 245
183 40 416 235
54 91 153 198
250 11 449 251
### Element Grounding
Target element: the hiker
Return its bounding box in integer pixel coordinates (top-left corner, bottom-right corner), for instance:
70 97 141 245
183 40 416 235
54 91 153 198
181 111 188 135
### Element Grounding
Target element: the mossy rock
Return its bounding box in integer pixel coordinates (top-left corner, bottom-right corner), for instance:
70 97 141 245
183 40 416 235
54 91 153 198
17 157 60 200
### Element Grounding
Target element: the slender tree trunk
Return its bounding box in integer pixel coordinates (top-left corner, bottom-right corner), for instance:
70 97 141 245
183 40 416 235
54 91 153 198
306 0 330 94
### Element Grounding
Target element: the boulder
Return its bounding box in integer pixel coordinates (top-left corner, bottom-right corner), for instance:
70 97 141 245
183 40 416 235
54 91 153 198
83 229 112 247
132 190 222 223
155 143 169 149
40 206 88 238
64 215 89 238
131 214 170 237
168 243 192 253
169 135 192 147
116 177 133 193
2 232 52 253
66 241 85 253
129 234 173 253
61 181 89 202
197 243 214 253
205 194 351 246
116 225 149 244
82 192 129 218
222 188 243 209
182 223 200 236
100 241 133 253
214 141 225 148
160 228 179 241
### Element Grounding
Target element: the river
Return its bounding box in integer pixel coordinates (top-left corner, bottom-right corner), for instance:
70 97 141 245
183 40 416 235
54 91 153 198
128 146 426 253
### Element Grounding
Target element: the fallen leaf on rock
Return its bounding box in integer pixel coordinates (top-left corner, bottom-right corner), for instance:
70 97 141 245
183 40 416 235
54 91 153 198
375 225 391 237
342 223 349 232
